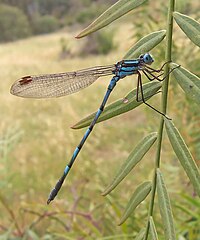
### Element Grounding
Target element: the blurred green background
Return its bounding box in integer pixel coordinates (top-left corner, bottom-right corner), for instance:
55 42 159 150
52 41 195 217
0 0 200 239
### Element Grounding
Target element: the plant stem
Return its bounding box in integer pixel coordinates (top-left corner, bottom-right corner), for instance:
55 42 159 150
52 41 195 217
144 0 175 238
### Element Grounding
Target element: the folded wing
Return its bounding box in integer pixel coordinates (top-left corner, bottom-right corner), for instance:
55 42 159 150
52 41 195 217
10 65 115 98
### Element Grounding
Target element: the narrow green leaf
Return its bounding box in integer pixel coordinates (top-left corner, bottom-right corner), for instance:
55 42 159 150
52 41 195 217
149 217 159 240
124 30 166 59
135 228 146 240
157 169 176 240
76 0 148 38
181 194 200 208
173 12 200 47
165 119 200 197
72 81 162 129
170 63 200 104
118 181 152 225
175 203 200 220
102 133 157 196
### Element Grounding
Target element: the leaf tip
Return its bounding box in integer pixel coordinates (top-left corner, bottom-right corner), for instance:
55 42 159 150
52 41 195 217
75 33 82 39
75 27 91 39
101 192 106 196
101 186 111 196
71 124 78 129
165 115 172 121
173 11 179 16
163 117 171 124
169 62 179 69
117 219 124 226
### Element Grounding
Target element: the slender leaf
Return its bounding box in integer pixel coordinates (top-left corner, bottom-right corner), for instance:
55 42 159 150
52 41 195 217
173 12 200 47
72 81 162 129
102 133 157 195
181 194 200 208
149 217 159 240
165 119 200 197
76 0 148 38
118 181 152 225
157 169 176 240
175 203 200 220
170 63 200 104
135 228 146 240
124 30 166 59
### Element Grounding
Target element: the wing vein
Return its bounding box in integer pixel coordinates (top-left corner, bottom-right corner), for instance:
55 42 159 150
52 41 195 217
10 65 115 98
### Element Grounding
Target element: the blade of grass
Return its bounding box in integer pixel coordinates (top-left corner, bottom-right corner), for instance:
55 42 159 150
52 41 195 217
175 204 200 219
181 194 200 208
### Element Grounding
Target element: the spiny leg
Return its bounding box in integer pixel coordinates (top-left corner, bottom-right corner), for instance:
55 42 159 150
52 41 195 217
136 72 140 102
136 88 162 102
47 76 119 204
136 72 171 120
142 70 164 81
136 72 161 102
143 64 180 82
144 61 172 73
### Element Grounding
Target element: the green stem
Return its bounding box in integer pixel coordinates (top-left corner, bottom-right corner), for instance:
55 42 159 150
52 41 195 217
144 0 175 239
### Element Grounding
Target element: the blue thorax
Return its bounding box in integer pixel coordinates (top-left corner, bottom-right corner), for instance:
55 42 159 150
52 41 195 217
113 53 154 79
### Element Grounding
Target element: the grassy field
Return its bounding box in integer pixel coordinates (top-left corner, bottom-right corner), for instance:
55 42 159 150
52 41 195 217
0 20 199 239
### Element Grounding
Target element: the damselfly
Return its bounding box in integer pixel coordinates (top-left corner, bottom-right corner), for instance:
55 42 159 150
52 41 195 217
10 53 177 204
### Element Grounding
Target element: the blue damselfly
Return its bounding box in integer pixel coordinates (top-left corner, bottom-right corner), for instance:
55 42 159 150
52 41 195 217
10 53 177 204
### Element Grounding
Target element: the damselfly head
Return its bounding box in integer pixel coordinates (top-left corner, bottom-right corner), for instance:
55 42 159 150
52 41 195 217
139 53 154 65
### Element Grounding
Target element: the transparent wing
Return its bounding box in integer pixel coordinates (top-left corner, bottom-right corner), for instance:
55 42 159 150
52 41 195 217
10 65 115 98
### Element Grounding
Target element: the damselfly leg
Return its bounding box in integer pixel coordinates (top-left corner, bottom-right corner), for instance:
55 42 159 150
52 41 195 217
136 64 180 119
136 71 171 119
144 61 171 73
142 64 180 82
142 70 164 81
